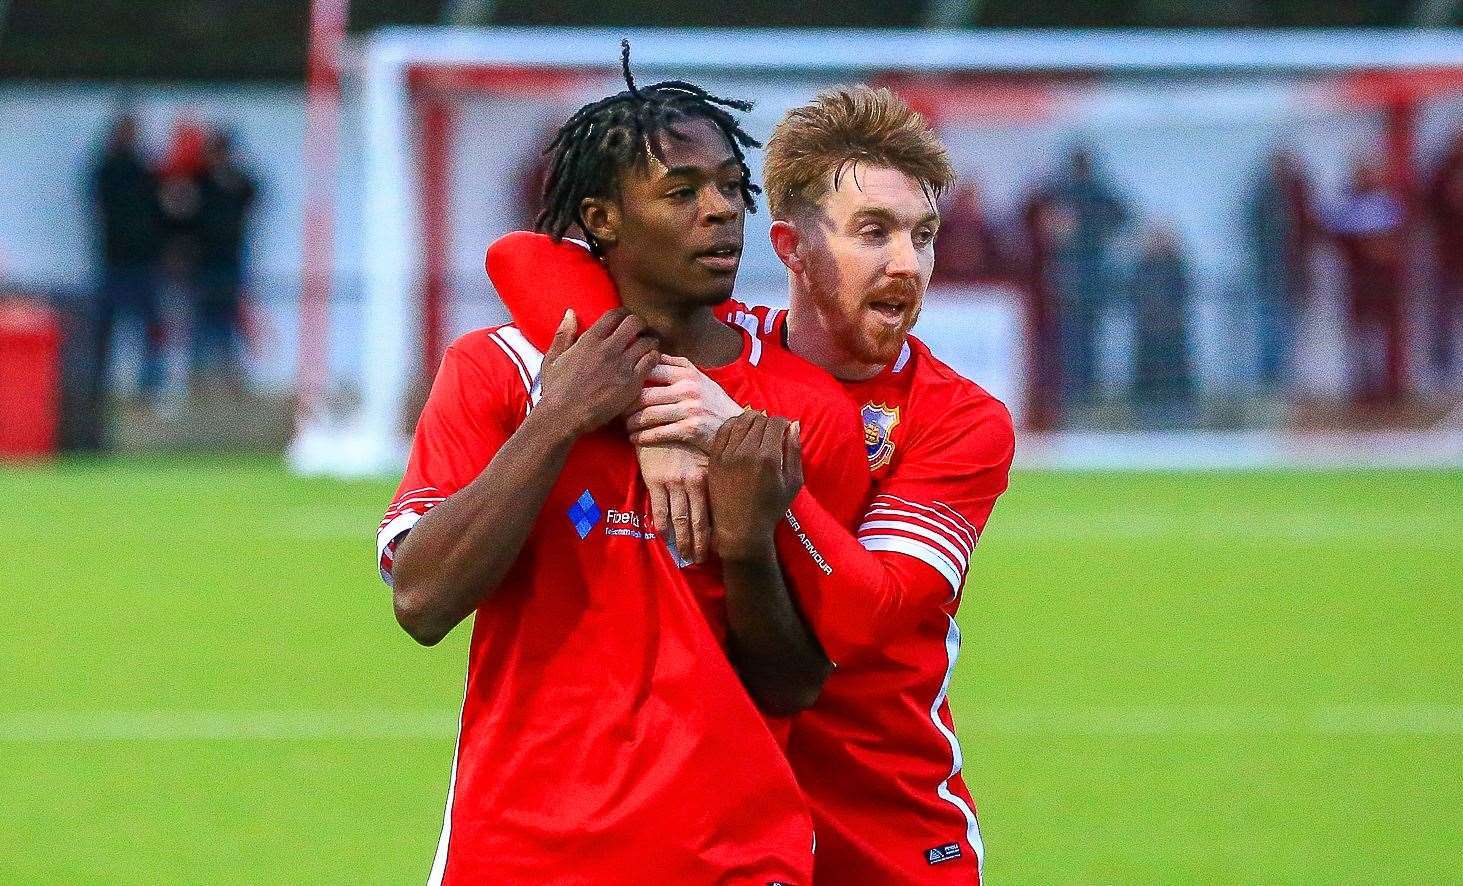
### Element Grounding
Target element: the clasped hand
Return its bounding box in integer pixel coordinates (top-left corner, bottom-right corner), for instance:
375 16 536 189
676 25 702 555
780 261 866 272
630 357 800 564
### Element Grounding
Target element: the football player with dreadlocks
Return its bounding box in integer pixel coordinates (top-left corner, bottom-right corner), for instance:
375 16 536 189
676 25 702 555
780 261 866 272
378 43 865 884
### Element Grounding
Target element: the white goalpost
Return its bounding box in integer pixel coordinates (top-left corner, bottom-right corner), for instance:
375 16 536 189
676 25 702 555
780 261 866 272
289 26 1463 476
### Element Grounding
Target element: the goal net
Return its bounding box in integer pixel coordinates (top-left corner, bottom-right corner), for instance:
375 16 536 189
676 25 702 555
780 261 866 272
290 27 1463 475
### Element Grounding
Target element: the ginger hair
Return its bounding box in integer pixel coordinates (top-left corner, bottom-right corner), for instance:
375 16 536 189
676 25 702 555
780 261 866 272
763 85 955 220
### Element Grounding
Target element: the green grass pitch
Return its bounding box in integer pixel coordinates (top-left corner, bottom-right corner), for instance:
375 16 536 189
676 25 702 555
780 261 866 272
3 456 1459 883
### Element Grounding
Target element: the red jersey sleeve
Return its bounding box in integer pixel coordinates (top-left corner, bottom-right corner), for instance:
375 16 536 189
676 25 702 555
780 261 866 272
774 394 1015 665
376 330 529 586
715 298 752 326
485 232 620 352
786 385 869 533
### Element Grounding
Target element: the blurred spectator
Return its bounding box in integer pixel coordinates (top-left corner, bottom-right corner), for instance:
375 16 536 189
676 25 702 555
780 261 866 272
932 181 1004 286
1020 193 1062 430
156 117 208 368
88 111 164 424
1326 159 1409 405
157 117 208 272
194 129 258 390
1424 135 1463 387
1245 148 1316 393
1037 145 1132 414
1128 224 1195 427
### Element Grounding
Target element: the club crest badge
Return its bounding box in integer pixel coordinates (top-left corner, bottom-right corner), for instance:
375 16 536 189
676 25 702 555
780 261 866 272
861 402 901 470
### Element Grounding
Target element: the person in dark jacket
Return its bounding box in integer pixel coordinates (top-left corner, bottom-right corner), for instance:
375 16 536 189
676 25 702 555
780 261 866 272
1128 224 1195 427
89 112 165 421
1245 149 1315 393
192 129 257 389
1040 145 1132 414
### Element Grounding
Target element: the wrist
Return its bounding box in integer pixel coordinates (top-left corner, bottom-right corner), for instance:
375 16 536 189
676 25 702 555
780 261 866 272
715 527 777 565
524 400 586 447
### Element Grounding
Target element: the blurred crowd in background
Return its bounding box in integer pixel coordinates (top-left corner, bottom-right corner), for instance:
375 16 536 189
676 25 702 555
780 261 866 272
76 104 1463 442
921 134 1463 430
85 108 258 442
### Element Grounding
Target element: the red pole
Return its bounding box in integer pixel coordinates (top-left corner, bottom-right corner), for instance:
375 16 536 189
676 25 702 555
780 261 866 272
418 94 454 381
297 0 348 428
1383 94 1418 403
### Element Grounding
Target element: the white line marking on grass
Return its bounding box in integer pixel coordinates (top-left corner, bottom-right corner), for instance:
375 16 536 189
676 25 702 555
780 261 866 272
993 513 1462 543
966 706 1463 737
1 706 1460 742
0 710 459 742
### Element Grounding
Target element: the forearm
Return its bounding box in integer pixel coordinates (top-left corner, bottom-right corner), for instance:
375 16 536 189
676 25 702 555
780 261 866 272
775 489 943 665
391 408 576 645
720 536 832 717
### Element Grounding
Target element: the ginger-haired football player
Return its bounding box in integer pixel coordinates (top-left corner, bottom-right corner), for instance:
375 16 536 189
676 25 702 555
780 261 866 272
490 84 1014 884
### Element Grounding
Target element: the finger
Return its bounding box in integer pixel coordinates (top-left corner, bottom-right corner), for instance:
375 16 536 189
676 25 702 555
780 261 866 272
620 335 656 375
671 485 696 565
721 411 759 460
709 411 746 461
632 345 660 380
644 357 696 386
636 380 696 408
606 312 649 351
759 416 788 473
626 402 693 433
631 418 702 448
783 419 804 489
648 478 671 550
687 474 710 564
543 309 577 367
585 307 631 341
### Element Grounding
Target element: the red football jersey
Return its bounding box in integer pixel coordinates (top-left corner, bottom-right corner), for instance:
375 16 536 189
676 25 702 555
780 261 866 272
376 324 819 885
680 319 870 640
731 305 1016 885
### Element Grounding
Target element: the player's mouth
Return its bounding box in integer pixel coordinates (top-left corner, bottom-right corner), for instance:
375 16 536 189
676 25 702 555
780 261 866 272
692 243 741 273
865 295 913 328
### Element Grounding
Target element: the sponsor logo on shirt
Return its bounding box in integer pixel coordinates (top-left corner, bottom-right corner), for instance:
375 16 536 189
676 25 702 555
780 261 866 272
603 508 658 541
926 842 962 865
567 489 602 540
862 402 901 471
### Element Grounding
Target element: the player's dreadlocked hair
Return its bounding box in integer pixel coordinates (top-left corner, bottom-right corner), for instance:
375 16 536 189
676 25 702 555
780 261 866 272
535 40 762 255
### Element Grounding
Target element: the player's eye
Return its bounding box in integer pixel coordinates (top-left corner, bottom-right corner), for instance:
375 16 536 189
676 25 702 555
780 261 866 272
859 225 886 239
914 228 935 247
719 179 744 198
667 187 696 200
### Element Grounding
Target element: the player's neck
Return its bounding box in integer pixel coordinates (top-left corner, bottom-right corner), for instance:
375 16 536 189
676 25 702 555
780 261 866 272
619 284 742 369
785 289 885 382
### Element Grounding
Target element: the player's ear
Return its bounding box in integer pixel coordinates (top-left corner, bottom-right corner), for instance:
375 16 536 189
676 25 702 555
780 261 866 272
579 196 620 249
769 220 803 274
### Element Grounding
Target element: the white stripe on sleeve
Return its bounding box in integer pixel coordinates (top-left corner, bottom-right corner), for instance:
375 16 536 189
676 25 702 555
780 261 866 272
377 510 425 588
494 326 545 407
872 494 978 551
859 534 963 597
857 518 969 572
487 332 532 392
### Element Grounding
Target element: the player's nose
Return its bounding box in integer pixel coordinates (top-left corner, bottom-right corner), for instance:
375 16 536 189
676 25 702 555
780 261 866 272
885 234 920 278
